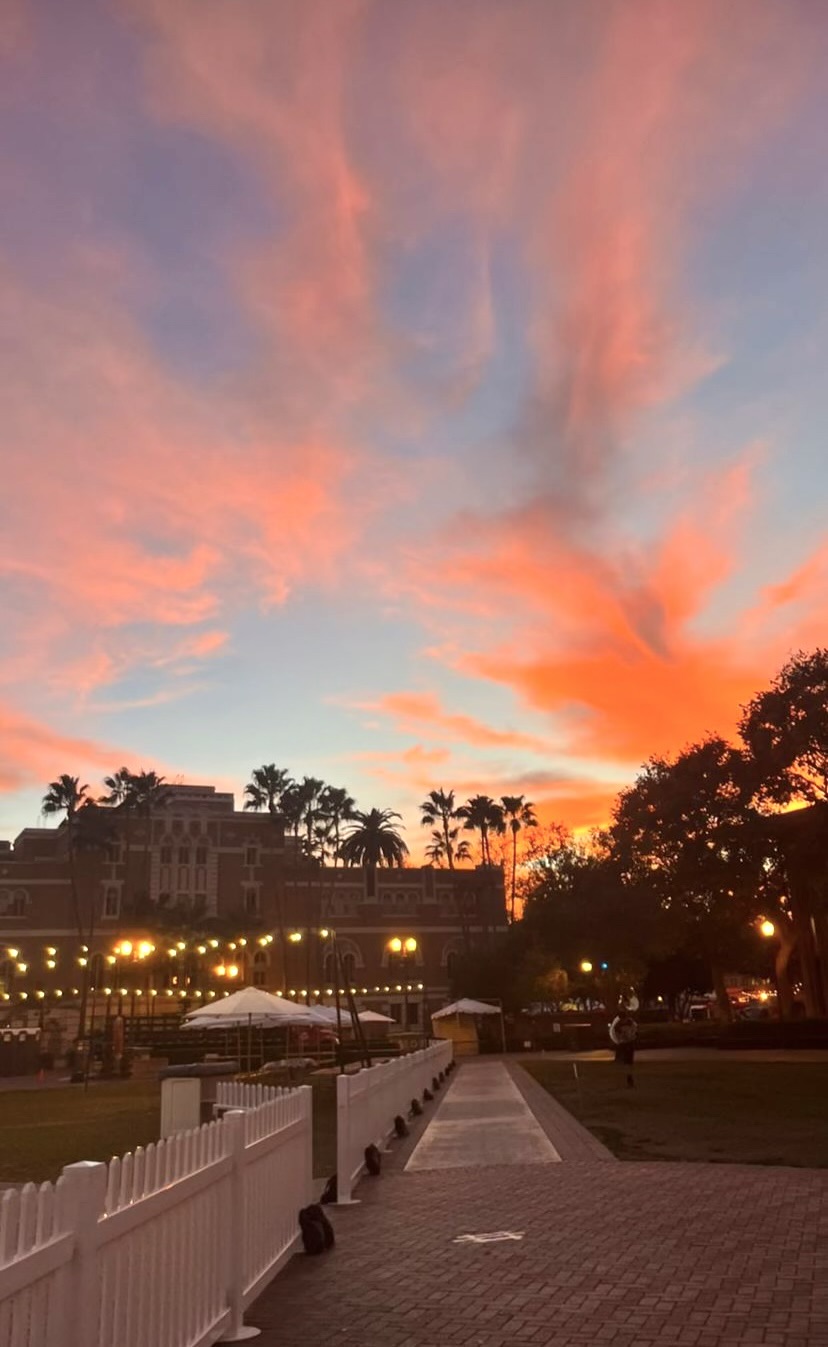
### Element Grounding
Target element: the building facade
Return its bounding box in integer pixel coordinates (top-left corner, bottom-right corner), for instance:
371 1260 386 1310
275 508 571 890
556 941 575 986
0 784 507 1027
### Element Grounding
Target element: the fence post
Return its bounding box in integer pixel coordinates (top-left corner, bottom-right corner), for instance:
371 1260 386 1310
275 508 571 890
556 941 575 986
301 1087 313 1207
335 1072 359 1205
219 1110 261 1343
59 1160 107 1347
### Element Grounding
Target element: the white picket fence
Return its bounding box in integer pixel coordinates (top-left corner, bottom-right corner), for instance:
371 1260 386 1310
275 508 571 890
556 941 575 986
336 1041 453 1201
0 1085 312 1347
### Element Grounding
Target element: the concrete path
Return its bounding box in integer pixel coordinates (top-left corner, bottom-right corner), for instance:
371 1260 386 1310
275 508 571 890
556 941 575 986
250 1058 828 1347
406 1060 560 1170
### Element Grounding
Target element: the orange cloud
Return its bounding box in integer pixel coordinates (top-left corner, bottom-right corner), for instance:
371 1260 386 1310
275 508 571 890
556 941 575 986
0 704 142 795
368 692 552 756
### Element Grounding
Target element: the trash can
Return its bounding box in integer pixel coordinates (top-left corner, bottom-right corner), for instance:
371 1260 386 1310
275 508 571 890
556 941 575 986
159 1060 239 1136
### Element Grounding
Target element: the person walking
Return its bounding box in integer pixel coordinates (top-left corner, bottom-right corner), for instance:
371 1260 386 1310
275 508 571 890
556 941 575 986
609 1008 637 1087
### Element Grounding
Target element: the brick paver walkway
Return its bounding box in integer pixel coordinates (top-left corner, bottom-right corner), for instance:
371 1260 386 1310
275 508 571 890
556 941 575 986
249 1060 828 1347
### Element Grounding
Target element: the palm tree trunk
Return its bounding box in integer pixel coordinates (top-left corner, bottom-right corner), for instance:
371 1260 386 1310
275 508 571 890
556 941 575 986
510 829 518 922
443 815 454 870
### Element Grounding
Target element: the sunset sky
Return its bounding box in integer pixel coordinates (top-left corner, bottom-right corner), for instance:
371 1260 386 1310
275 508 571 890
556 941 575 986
2 0 828 850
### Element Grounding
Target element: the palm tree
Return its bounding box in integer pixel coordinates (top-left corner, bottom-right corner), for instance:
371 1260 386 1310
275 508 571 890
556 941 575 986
100 766 137 922
420 789 462 869
339 809 409 868
42 775 89 932
500 795 538 922
129 771 169 909
424 827 473 867
243 764 293 815
319 785 356 863
243 765 293 988
296 776 326 859
457 795 505 866
42 775 90 1039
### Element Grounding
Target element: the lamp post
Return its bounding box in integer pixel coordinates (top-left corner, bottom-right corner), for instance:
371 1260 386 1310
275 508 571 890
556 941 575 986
389 936 418 1031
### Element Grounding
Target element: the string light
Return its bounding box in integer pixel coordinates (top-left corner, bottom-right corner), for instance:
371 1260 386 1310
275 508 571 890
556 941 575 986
237 938 247 947
46 959 56 970
46 946 57 957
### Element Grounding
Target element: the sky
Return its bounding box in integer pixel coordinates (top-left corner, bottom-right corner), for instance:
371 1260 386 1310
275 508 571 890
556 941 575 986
2 0 828 852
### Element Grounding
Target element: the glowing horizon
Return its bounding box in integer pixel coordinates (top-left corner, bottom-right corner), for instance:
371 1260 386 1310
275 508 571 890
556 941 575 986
2 0 828 851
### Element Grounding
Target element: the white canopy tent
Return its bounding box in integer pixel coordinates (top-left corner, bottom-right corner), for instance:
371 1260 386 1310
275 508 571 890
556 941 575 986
431 998 502 1019
431 998 506 1054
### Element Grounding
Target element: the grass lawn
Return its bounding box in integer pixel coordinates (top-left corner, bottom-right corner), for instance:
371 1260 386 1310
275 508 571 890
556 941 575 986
0 1082 161 1184
523 1059 828 1168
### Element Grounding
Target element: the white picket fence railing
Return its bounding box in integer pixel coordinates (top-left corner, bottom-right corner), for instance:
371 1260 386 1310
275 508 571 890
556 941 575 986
336 1041 453 1202
0 1085 312 1347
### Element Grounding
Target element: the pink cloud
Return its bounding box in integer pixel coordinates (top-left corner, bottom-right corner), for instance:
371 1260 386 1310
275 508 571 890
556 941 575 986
0 703 144 795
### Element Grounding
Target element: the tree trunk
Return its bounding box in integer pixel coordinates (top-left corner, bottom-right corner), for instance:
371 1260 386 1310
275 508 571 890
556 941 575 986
773 927 796 1020
710 965 733 1022
510 831 518 923
788 877 826 1018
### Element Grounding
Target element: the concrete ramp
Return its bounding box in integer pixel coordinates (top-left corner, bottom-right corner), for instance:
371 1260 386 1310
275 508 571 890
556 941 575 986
405 1061 560 1170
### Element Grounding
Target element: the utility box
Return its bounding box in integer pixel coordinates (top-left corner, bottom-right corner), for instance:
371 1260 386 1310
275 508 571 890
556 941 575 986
159 1060 239 1137
160 1078 201 1137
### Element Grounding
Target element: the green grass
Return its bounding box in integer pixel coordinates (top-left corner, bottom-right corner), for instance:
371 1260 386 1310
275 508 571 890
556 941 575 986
523 1059 828 1168
0 1082 161 1184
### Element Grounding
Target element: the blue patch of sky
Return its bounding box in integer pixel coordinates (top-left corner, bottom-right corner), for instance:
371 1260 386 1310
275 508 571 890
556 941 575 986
371 226 535 512
608 96 828 643
1 0 276 385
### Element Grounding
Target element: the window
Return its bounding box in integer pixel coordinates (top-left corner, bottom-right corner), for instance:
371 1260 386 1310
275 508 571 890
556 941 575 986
160 845 172 865
194 893 206 908
177 867 189 889
160 866 171 891
195 846 207 866
103 887 120 918
253 950 268 988
178 846 190 865
195 867 206 890
0 889 27 917
106 843 122 864
245 888 259 914
245 847 258 866
446 950 458 980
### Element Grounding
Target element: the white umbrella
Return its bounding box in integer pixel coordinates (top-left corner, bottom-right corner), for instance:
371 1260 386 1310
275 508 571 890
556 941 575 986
184 987 319 1028
357 1009 395 1024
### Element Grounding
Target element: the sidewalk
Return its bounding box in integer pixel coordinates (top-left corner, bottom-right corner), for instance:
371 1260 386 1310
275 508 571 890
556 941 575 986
249 1058 828 1347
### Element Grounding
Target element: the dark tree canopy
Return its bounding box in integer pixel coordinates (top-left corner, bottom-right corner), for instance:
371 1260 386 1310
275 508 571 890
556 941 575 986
740 648 828 804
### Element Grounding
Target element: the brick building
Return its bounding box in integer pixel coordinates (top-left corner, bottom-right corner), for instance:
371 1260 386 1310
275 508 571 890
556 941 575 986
0 784 507 1027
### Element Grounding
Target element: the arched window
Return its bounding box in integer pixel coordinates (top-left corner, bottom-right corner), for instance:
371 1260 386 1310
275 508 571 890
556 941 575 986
0 959 14 992
103 887 119 918
442 938 464 984
323 939 361 987
252 949 269 988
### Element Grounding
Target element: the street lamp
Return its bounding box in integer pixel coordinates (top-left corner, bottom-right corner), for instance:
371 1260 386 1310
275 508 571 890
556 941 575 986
389 936 418 1030
579 959 593 974
759 919 776 938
